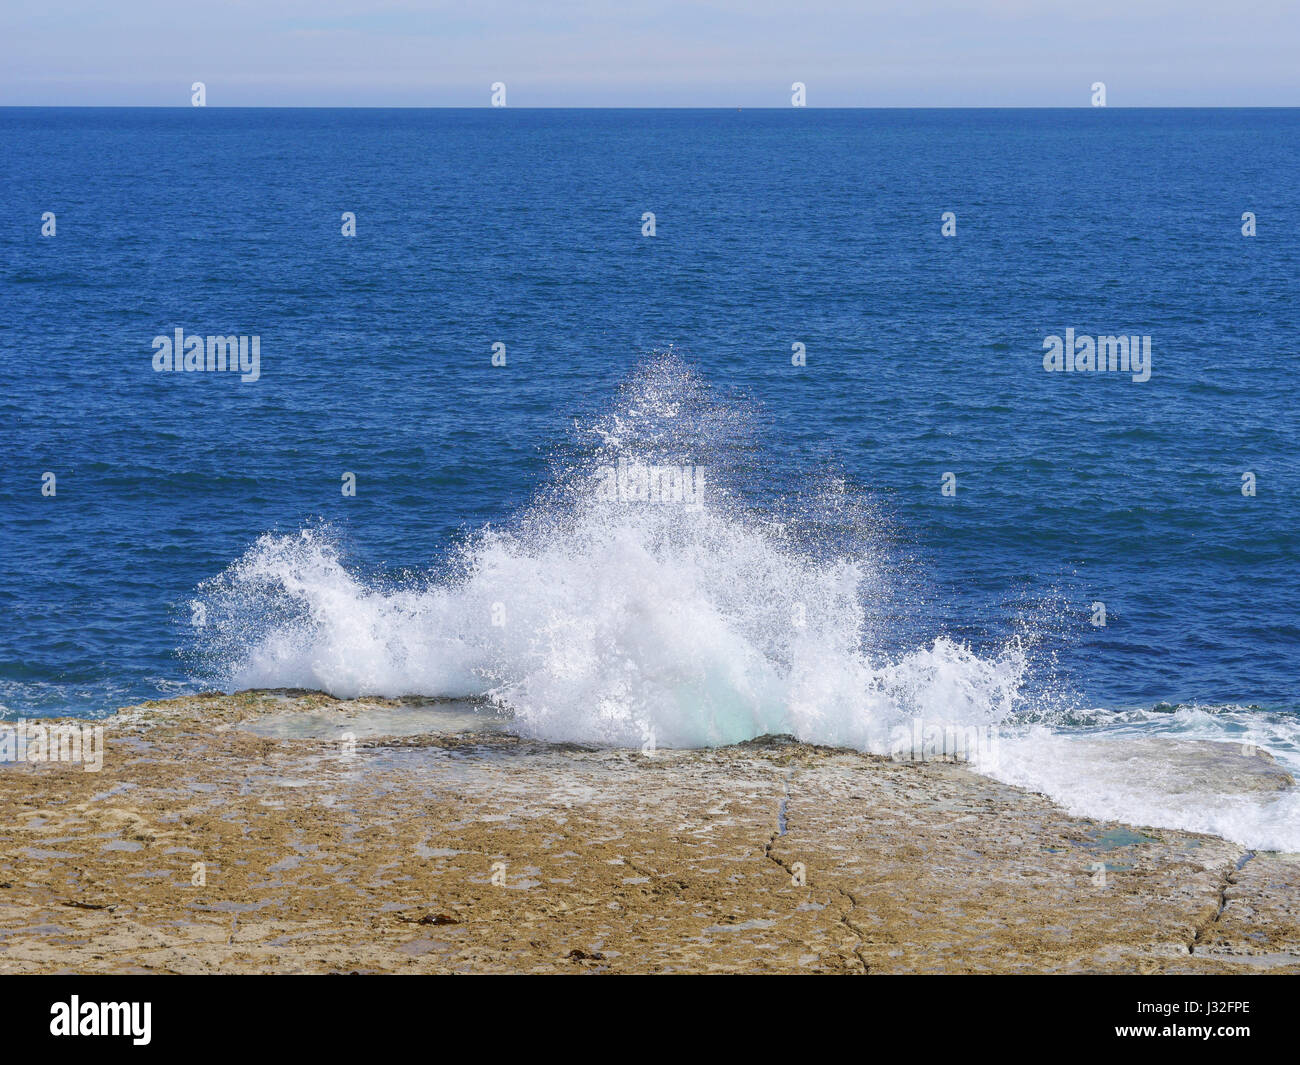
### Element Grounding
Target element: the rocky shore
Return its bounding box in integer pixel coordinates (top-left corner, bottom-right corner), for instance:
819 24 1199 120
1 691 1297 974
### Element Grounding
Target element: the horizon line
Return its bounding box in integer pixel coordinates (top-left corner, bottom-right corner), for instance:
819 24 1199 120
4 104 1300 110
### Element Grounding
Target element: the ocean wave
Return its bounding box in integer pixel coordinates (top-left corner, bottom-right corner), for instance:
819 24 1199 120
189 353 1300 851
192 355 1028 747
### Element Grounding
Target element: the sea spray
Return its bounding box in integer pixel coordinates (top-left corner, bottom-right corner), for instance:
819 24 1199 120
186 354 1300 851
190 353 1031 750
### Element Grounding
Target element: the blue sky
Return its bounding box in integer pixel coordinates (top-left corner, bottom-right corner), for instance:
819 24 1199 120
2 0 1298 106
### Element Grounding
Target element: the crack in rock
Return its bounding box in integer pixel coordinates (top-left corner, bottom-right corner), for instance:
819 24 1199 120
835 888 871 973
761 772 869 974
763 774 794 874
1189 850 1255 954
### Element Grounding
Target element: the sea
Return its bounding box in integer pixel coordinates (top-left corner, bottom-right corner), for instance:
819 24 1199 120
2 107 1298 847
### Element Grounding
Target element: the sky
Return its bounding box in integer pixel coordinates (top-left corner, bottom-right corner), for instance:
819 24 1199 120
1 0 1298 107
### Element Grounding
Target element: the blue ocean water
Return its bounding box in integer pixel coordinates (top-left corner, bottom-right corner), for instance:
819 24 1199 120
1 109 1296 769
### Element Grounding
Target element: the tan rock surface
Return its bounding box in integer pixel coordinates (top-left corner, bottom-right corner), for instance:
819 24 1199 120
1 691 1297 974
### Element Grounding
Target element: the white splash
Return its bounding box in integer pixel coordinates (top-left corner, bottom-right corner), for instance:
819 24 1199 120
191 354 1300 851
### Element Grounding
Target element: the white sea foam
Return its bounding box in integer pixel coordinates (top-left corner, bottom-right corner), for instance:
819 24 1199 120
191 354 1300 851
979 710 1300 852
